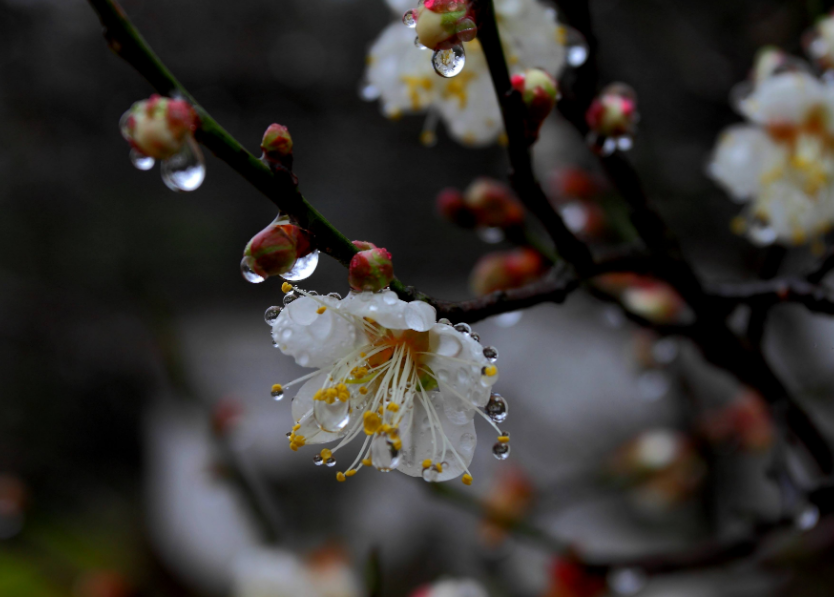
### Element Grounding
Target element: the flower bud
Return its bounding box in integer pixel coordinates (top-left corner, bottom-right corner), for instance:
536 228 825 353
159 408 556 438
349 241 394 292
803 11 834 72
415 0 474 50
261 123 293 157
585 83 638 146
480 467 533 546
511 69 559 139
211 398 244 438
559 200 608 241
464 178 525 228
120 95 198 160
470 248 548 296
547 556 607 597
621 280 686 324
241 222 313 282
548 166 603 204
701 390 774 453
436 188 477 228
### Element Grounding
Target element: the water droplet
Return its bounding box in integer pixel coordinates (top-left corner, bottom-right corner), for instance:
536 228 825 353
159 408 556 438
325 457 337 468
286 431 292 437
432 45 466 78
637 370 669 402
422 464 441 482
748 222 777 247
264 306 282 325
438 318 452 326
382 290 398 305
281 328 293 341
494 311 523 327
608 568 646 596
314 398 350 433
160 138 205 192
795 504 820 530
486 393 508 423
492 442 511 460
477 227 504 244
414 36 429 50
563 26 589 67
283 250 320 281
616 136 633 151
313 454 324 466
130 149 155 171
470 333 480 343
240 256 265 283
436 333 462 357
327 292 342 300
402 9 417 28
453 323 471 335
270 387 285 401
371 434 401 471
483 346 498 362
283 291 299 306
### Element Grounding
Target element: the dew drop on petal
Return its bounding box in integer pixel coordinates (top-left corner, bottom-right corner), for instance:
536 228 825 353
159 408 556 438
563 26 589 67
264 306 282 325
483 346 498 362
438 318 452 326
241 256 265 283
436 333 462 357
453 323 471 335
161 138 206 192
795 504 820 530
415 36 429 50
371 434 401 471
129 149 155 171
492 442 511 460
283 250 320 281
432 45 466 78
402 9 417 28
327 292 342 300
422 464 441 482
283 291 300 306
486 393 508 423
314 399 350 433
313 454 324 466
477 227 504 244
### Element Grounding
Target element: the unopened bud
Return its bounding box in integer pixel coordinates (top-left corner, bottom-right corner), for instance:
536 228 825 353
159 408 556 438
586 83 638 138
241 222 313 283
261 124 293 157
511 69 559 138
415 0 475 50
548 166 603 204
436 188 477 228
120 95 198 160
470 248 548 296
549 556 608 597
464 178 524 228
349 241 394 292
621 280 686 324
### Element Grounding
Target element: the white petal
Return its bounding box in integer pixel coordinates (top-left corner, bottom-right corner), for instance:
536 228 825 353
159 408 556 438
707 125 776 201
423 579 489 597
341 291 436 331
396 390 477 481
424 324 494 408
272 296 360 369
740 72 825 125
232 548 310 597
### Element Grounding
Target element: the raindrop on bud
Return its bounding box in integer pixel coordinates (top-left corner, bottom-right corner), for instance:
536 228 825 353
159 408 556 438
432 45 466 78
438 318 452 325
160 138 206 192
283 250 320 281
486 393 508 423
402 9 417 28
492 442 511 460
130 149 155 171
241 256 266 283
483 346 498 362
264 306 282 325
327 292 342 300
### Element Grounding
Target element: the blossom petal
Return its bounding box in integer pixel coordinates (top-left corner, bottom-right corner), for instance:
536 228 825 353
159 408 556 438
423 324 494 408
708 125 778 202
740 72 825 126
341 290 437 331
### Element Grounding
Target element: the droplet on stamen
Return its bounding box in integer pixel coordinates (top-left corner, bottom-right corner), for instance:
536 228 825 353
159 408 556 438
432 45 466 78
486 393 508 423
325 457 337 468
270 387 285 401
483 346 499 362
313 454 324 466
283 291 300 306
492 442 511 460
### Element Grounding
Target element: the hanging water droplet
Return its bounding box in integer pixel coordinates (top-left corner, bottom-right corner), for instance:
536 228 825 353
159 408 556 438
608 568 646 596
286 431 292 438
160 138 205 192
371 434 401 471
129 148 155 171
414 36 429 50
432 45 466 78
314 398 350 433
486 393 508 423
483 346 499 362
477 227 504 244
313 454 324 466
748 222 778 247
563 26 589 67
795 503 820 530
470 333 480 343
283 291 299 306
438 318 452 326
325 457 337 468
402 9 417 28
327 292 342 300
422 464 441 482
453 323 471 335
492 442 511 460
240 256 265 283
283 250 320 281
264 306 282 325
270 386 285 401
636 370 669 402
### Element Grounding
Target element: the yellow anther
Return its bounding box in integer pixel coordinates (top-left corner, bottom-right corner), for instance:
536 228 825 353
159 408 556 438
336 472 346 482
386 403 400 412
364 412 382 435
359 387 368 395
497 435 510 444
483 365 498 377
462 474 473 486
292 424 301 431
360 352 366 357
365 317 376 324
281 282 293 293
436 463 443 473
362 458 373 467
381 424 392 433
271 383 283 394
294 435 306 447
320 449 332 460
393 439 402 450
346 470 357 477
317 306 327 314
422 459 432 469
290 443 299 452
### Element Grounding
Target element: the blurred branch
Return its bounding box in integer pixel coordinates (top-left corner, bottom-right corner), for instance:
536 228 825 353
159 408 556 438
710 277 834 316
806 246 834 284
746 246 787 347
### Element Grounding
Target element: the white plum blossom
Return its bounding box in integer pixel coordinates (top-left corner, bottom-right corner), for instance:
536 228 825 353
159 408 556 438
363 0 568 146
708 70 834 245
268 286 504 484
410 578 490 597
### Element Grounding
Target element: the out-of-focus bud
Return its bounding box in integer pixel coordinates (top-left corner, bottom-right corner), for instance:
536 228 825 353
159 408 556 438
211 398 244 438
470 248 549 296
261 124 294 158
305 545 364 597
120 95 198 160
241 222 313 283
548 166 604 205
437 187 477 228
349 241 394 292
0 474 27 540
608 429 706 511
593 274 690 324
545 555 607 597
804 11 834 72
410 579 488 597
414 0 475 51
464 178 525 228
558 200 608 241
701 389 774 453
480 467 534 546
73 571 132 597
511 69 559 141
585 83 638 156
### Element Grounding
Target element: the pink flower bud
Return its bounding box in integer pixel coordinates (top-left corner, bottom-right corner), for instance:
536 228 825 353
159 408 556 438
415 0 475 50
120 95 199 160
436 188 477 228
547 556 608 597
470 248 548 296
349 241 394 292
261 123 293 157
464 178 525 228
593 273 690 324
548 166 604 204
585 83 638 138
701 390 774 453
511 69 559 138
241 222 313 282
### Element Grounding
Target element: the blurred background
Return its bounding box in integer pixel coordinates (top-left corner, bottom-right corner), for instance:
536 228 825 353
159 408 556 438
2 0 834 595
